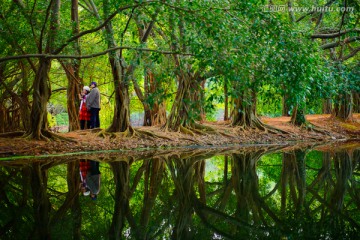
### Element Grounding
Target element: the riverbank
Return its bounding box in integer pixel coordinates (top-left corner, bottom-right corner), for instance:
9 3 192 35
0 114 359 158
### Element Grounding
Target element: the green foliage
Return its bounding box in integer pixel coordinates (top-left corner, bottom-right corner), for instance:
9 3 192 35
0 0 359 132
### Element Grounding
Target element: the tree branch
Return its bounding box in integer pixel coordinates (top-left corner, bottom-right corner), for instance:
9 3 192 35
52 2 155 55
340 47 360 61
311 29 360 39
0 46 193 62
320 36 360 49
296 0 336 23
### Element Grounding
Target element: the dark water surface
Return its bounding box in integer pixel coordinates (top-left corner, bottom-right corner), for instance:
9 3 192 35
1 145 360 240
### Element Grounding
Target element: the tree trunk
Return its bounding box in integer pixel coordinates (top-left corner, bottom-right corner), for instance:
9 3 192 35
63 0 82 132
232 90 265 130
282 94 291 116
107 56 131 132
62 63 81 131
26 58 52 139
322 98 332 114
224 81 229 121
142 71 167 126
102 1 131 133
352 92 360 113
25 0 60 139
165 72 202 131
290 104 307 126
139 160 165 239
333 93 353 121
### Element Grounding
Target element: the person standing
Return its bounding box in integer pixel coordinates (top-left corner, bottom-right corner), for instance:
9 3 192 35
79 86 91 130
86 81 101 128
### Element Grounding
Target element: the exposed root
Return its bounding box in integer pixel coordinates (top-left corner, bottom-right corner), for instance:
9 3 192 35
135 129 173 141
0 131 25 138
180 125 195 136
218 131 236 138
188 127 207 135
22 130 77 142
193 123 218 133
179 137 202 145
90 128 103 133
264 124 291 135
303 122 331 135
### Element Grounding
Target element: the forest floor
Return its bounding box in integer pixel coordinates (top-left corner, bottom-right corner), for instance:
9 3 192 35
0 114 359 158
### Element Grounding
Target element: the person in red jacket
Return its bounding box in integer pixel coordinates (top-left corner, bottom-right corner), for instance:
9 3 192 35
79 86 91 130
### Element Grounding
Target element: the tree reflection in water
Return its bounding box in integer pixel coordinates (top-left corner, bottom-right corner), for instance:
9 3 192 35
0 147 359 239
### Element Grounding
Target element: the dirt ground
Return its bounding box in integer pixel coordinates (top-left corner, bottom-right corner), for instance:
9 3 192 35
0 114 359 158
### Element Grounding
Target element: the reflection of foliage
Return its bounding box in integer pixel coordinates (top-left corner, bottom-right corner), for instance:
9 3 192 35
1 148 360 239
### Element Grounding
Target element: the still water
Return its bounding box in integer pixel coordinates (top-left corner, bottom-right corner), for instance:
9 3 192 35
1 145 359 240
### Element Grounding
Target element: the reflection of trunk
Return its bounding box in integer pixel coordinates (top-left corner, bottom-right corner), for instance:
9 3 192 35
330 152 352 211
333 93 353 120
139 159 165 239
68 162 82 240
30 163 51 239
232 152 258 224
109 161 130 240
167 158 196 239
281 150 306 214
231 150 283 237
194 160 206 203
322 99 332 114
295 150 306 213
309 152 332 190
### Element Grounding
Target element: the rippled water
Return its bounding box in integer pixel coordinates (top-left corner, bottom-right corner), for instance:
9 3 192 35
1 145 359 239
